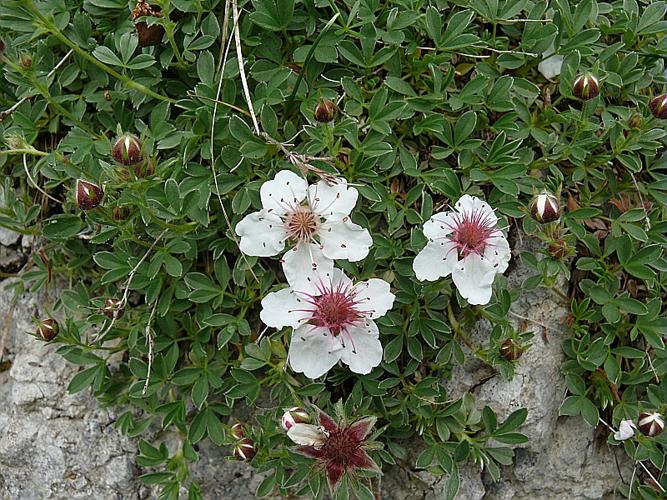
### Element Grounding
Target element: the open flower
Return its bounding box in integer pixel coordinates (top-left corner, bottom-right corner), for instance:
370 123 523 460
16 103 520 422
286 412 380 492
613 419 636 441
413 195 511 305
260 268 394 379
235 170 372 293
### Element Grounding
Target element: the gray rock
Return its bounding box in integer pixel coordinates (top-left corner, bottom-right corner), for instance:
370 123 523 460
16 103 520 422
0 284 141 500
0 236 632 500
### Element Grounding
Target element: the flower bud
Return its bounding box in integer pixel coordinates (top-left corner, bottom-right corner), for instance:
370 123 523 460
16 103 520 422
102 298 124 320
281 407 311 431
113 133 143 166
0 38 5 56
232 437 255 461
499 339 523 362
36 319 59 341
572 73 599 100
628 113 643 129
75 179 104 210
530 191 560 223
314 99 337 123
649 94 667 120
131 1 164 47
19 54 32 70
638 412 664 437
230 423 245 440
112 206 130 221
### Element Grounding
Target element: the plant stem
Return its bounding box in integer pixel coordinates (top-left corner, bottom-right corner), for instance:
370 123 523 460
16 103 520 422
24 0 175 104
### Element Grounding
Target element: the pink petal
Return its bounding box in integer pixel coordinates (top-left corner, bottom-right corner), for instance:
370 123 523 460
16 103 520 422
296 445 325 459
345 416 376 442
326 462 345 491
350 449 379 471
318 412 339 433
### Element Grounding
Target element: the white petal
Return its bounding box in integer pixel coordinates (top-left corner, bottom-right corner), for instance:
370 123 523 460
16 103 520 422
353 278 395 319
319 219 372 262
282 243 334 295
289 325 343 379
260 170 308 215
423 212 456 240
235 210 286 257
538 55 564 79
613 420 636 441
484 233 512 274
287 423 328 446
309 178 358 217
451 253 497 305
455 195 497 225
329 267 353 289
260 288 311 329
339 321 383 375
413 240 458 281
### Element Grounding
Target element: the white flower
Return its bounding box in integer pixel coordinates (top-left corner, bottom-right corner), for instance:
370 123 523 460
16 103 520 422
287 423 328 447
260 268 395 379
412 194 511 305
538 45 563 80
235 170 372 293
613 419 636 441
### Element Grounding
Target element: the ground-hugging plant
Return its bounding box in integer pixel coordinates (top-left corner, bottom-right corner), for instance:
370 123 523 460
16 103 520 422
0 0 666 498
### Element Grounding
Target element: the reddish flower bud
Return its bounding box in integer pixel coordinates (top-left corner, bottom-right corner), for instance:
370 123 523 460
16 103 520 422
131 1 164 47
133 157 155 178
230 423 245 440
102 298 124 320
572 73 600 100
638 412 664 437
75 179 104 210
649 94 667 120
112 206 130 221
530 191 560 223
281 407 311 431
314 99 337 123
0 38 5 56
113 133 143 166
36 319 59 341
499 339 523 362
628 113 643 129
19 54 32 70
233 438 255 461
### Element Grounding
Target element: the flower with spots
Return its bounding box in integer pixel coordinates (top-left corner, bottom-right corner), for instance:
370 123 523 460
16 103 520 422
260 268 394 379
286 411 380 492
413 194 511 305
235 170 372 293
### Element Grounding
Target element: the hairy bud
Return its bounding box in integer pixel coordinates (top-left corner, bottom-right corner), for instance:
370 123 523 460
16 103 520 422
113 133 143 166
36 319 59 341
499 339 523 362
233 438 255 461
76 179 104 210
649 94 667 120
572 73 600 100
314 99 337 123
102 299 124 320
281 407 311 431
230 423 245 440
530 191 560 223
638 412 664 437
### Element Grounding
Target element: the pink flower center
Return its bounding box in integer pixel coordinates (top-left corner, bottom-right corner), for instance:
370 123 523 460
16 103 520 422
308 284 362 336
284 205 320 242
447 208 498 258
